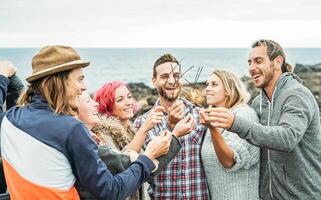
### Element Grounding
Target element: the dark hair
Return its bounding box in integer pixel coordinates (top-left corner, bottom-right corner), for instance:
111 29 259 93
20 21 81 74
153 53 179 78
252 39 292 73
18 70 78 116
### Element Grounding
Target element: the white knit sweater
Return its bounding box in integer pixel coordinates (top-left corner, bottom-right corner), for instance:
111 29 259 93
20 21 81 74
201 104 260 200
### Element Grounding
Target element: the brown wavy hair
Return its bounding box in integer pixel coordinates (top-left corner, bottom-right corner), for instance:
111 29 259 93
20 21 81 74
252 39 292 73
18 70 78 116
153 53 180 78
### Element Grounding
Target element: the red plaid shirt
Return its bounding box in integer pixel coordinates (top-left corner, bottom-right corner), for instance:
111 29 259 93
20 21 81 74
134 98 210 199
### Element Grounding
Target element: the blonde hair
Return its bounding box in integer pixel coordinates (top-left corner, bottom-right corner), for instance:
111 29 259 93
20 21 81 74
212 69 250 109
18 70 78 116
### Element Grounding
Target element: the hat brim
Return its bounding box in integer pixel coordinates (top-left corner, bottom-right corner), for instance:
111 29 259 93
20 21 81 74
26 60 90 83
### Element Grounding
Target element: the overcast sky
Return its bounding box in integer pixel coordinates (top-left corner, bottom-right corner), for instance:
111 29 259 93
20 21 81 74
1 0 321 47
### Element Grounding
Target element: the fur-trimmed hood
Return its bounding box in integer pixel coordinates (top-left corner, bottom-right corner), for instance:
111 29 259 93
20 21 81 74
92 115 137 150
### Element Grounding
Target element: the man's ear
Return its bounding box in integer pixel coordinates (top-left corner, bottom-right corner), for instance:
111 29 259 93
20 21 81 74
274 55 284 70
152 77 157 87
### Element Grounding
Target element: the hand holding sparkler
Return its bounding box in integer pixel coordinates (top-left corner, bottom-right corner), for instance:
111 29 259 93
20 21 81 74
172 114 196 138
141 106 165 132
144 130 172 160
199 107 235 130
199 107 215 128
167 100 185 129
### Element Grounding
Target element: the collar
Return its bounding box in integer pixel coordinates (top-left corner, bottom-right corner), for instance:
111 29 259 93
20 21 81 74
29 94 52 111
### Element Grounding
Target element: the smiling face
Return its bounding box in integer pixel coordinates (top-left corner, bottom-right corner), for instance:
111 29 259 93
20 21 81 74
112 85 135 120
248 46 277 89
205 74 227 107
78 92 99 129
65 67 86 110
152 61 182 102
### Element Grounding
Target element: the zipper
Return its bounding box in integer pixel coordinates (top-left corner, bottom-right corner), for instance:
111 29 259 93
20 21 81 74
267 102 274 199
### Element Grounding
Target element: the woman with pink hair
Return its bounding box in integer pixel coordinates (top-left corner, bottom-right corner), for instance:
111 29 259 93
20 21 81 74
93 81 144 151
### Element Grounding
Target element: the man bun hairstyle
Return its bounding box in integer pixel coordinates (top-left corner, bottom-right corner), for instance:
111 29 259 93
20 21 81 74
252 39 292 73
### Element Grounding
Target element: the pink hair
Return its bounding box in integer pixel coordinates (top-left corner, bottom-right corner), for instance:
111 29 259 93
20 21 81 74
94 81 139 116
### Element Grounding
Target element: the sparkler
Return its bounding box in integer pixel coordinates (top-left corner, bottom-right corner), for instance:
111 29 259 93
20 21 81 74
161 58 207 111
180 66 206 107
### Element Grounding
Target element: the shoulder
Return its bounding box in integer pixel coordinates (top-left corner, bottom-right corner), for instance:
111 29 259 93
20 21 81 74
287 82 314 99
277 75 312 99
278 82 317 111
93 115 126 137
6 106 83 133
4 106 90 156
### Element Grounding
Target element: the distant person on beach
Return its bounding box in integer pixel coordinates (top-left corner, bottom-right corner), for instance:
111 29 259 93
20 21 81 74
208 39 321 199
77 87 194 200
199 69 260 200
134 54 210 199
0 45 171 200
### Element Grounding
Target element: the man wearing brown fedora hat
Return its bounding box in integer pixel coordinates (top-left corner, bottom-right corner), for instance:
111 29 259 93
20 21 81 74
0 45 170 200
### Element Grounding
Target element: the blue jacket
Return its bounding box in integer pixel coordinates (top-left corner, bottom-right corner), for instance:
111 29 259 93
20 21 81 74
0 75 155 200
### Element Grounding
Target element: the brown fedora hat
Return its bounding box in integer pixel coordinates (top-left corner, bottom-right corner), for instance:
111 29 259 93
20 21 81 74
26 45 90 83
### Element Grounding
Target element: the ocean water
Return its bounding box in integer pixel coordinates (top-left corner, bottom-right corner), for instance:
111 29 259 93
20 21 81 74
0 48 320 93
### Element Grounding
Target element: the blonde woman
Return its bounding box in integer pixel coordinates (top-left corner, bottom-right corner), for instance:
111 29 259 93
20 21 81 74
200 69 260 200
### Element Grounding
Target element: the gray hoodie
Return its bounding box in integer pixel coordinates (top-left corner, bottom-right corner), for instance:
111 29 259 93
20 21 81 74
230 73 321 200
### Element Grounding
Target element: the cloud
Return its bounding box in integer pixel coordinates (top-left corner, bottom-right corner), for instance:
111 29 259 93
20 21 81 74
1 0 321 47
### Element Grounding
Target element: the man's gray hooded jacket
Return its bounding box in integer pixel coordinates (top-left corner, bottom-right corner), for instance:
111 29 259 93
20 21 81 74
230 72 321 199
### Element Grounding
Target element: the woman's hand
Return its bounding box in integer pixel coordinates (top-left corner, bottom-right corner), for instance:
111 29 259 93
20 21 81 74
141 106 165 132
199 107 235 130
167 100 185 129
143 130 172 160
200 108 236 168
199 108 215 129
172 114 196 138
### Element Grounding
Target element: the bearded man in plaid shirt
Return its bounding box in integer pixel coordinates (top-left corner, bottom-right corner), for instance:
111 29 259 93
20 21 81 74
134 54 210 199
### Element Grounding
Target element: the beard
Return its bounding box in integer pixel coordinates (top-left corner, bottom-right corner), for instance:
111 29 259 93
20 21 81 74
158 84 181 102
257 63 275 88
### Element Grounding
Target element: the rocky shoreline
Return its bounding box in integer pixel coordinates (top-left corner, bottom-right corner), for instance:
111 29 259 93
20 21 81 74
129 63 321 118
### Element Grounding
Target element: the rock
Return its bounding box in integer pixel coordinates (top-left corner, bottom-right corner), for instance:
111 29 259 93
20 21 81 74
241 76 260 105
147 96 158 106
294 63 321 73
128 82 156 100
294 65 321 114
